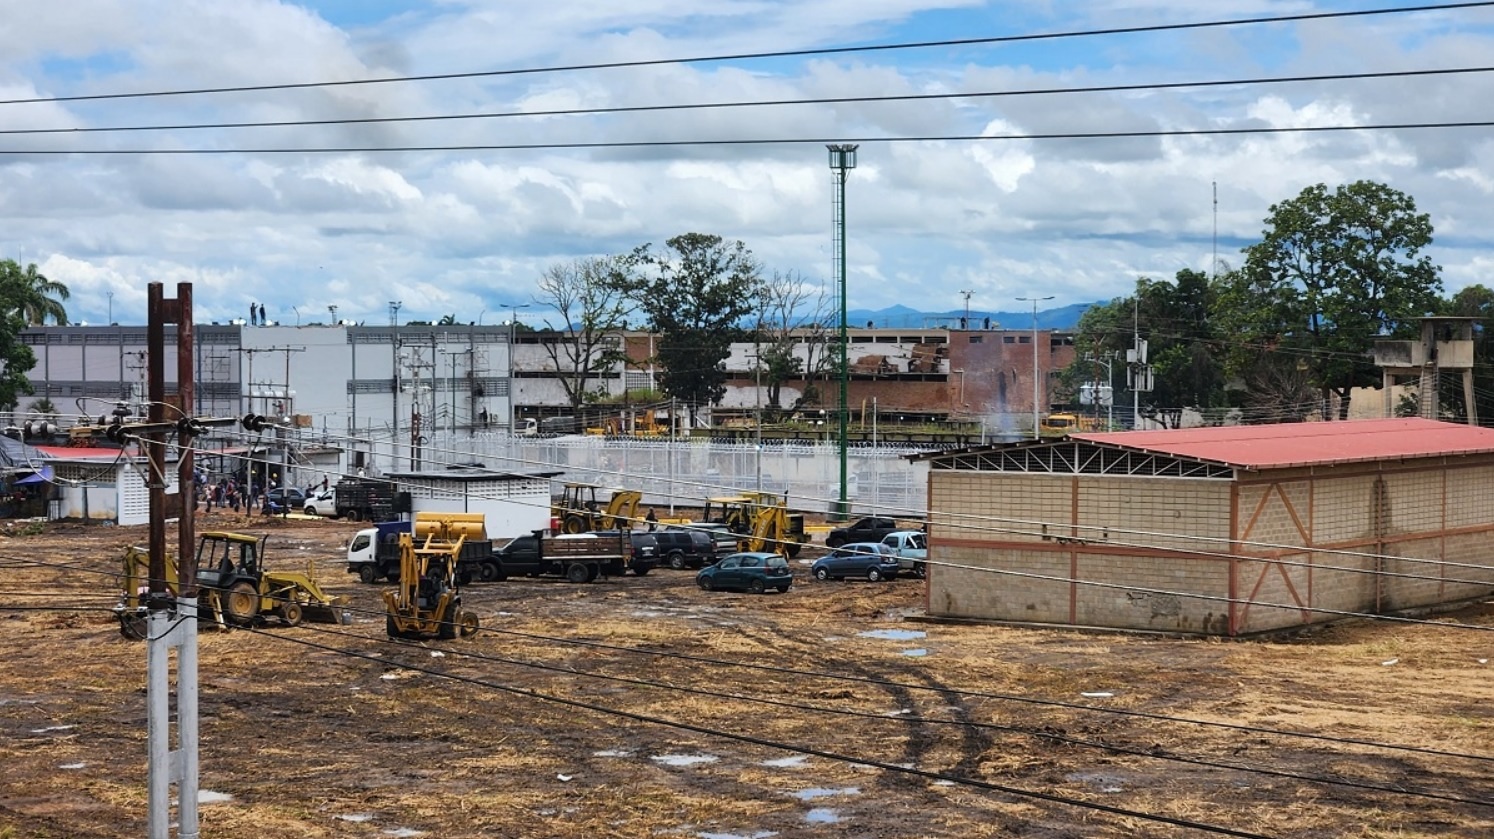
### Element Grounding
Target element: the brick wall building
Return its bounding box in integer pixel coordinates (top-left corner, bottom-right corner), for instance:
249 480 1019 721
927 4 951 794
917 418 1494 636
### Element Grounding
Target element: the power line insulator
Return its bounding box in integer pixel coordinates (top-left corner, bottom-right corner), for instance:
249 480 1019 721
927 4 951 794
176 417 205 438
105 421 127 444
241 414 268 433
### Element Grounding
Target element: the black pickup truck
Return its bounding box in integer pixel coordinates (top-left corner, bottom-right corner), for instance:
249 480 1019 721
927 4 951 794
824 516 904 548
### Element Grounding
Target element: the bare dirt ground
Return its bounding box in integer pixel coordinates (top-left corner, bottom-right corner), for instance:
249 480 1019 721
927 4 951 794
1 514 1491 838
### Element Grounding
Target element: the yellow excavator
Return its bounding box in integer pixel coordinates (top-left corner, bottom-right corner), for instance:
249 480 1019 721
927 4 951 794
551 482 643 533
115 531 346 639
382 530 480 640
702 491 808 557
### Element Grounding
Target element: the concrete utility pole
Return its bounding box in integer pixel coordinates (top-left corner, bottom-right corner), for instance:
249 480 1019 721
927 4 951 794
389 301 402 469
1017 295 1053 439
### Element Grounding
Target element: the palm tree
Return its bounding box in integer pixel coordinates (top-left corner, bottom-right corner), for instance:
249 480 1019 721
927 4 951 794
2 260 70 325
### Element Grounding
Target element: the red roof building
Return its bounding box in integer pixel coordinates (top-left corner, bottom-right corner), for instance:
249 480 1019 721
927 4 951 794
918 419 1494 636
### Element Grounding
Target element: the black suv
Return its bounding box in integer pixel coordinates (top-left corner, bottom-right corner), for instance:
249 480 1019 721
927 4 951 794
654 529 716 570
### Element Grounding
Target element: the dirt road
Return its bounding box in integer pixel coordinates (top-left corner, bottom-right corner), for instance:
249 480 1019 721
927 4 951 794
1 516 1490 837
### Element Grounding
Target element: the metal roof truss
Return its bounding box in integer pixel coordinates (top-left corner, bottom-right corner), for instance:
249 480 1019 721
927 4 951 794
931 440 1234 478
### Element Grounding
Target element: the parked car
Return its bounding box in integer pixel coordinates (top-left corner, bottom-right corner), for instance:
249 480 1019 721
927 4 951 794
264 486 307 510
811 542 901 582
880 530 927 577
627 532 659 575
824 516 901 548
654 528 716 569
302 489 337 517
671 522 740 559
695 551 792 594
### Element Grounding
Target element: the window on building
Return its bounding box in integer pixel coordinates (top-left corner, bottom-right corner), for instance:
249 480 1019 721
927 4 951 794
968 336 983 344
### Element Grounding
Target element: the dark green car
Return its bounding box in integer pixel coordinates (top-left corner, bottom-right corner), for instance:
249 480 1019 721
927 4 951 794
695 552 793 594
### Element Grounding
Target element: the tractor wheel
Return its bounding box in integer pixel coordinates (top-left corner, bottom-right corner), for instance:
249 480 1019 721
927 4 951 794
279 600 303 627
566 563 590 584
459 611 480 638
562 515 587 535
438 609 458 640
223 582 259 625
787 543 803 558
358 564 378 584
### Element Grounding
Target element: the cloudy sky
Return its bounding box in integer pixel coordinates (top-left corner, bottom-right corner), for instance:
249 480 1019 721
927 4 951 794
3 1 1493 328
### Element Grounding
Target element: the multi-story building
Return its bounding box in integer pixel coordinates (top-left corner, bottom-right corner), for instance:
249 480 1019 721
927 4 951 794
12 320 1076 453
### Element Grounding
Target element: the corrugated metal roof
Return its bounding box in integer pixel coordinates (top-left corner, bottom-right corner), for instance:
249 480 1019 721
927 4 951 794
1072 418 1494 469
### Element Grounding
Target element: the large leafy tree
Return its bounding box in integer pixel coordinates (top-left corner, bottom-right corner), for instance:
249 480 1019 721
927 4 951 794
1219 181 1441 420
1 260 70 326
0 267 39 409
535 255 639 410
628 233 763 425
1065 269 1226 428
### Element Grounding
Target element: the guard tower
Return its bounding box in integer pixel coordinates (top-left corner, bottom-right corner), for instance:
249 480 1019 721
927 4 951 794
1371 316 1478 424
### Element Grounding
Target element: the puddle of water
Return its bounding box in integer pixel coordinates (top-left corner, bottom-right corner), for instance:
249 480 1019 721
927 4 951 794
383 829 425 838
59 762 86 770
198 790 233 804
932 779 956 786
805 808 841 824
901 648 928 657
761 755 808 768
857 629 926 641
31 725 76 734
593 749 633 758
791 787 859 801
698 832 776 839
652 753 719 767
335 813 376 823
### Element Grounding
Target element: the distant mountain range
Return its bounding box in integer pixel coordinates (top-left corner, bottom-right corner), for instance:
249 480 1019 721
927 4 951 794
845 302 1096 331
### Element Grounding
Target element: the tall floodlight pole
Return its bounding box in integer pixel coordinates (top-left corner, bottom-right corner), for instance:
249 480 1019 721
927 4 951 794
389 301 402 469
1017 296 1053 439
827 144 857 519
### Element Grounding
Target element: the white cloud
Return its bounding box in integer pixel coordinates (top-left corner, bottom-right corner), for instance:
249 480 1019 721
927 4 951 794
3 1 1492 325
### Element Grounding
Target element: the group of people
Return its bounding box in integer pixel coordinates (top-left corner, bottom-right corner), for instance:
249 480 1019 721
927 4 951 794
248 302 268 326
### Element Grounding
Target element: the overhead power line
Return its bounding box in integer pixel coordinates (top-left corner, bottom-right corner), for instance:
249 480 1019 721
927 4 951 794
0 2 1487 106
5 65 1491 136
6 119 1494 155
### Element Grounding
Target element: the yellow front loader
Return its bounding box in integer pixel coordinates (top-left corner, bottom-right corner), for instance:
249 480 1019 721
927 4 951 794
382 531 480 640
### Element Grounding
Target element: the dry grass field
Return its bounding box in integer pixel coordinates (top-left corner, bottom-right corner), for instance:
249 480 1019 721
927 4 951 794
0 514 1490 838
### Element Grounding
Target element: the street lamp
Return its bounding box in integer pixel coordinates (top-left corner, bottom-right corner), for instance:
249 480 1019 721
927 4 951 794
1017 295 1054 440
499 302 530 431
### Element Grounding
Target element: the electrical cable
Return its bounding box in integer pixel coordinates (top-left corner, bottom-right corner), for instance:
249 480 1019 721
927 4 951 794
7 118 1494 155
2 1 1486 106
6 65 1492 136
279 615 1494 807
238 624 1285 838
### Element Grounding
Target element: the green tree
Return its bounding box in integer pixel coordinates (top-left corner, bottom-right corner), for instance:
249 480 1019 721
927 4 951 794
0 260 70 326
1064 269 1226 428
1220 181 1441 420
535 255 638 411
1436 284 1494 422
0 267 39 409
628 234 763 424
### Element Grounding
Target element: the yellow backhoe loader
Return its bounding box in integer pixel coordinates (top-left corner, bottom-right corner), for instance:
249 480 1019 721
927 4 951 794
551 482 643 533
702 491 809 557
382 530 480 640
115 531 346 639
